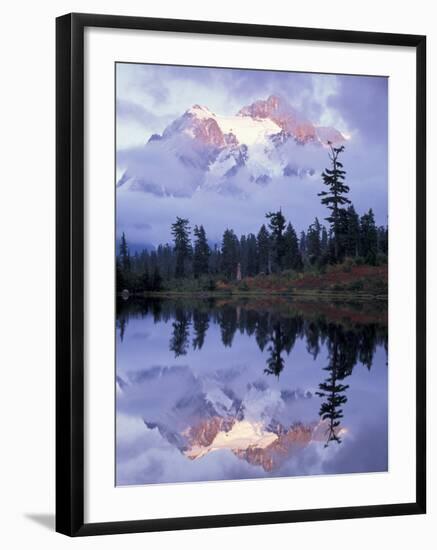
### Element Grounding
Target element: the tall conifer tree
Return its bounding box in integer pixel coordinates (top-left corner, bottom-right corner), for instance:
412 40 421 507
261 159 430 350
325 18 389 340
284 222 302 270
221 229 239 279
119 232 131 271
319 144 351 261
359 208 378 264
266 209 287 270
193 224 210 278
171 217 191 278
306 218 322 265
246 233 258 276
257 224 270 274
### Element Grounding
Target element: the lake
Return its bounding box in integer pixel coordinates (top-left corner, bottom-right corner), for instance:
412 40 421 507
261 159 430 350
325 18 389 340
116 296 388 485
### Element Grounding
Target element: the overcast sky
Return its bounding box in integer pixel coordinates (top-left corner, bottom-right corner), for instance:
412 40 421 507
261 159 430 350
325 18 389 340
116 63 388 249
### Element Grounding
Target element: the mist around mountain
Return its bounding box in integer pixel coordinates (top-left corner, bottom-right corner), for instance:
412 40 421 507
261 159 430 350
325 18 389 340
117 95 346 199
116 65 387 250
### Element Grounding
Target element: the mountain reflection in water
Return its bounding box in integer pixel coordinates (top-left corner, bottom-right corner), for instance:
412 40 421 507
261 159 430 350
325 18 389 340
116 297 388 485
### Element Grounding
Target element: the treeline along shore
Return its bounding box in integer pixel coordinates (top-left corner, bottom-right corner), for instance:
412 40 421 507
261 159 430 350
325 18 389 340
117 144 388 298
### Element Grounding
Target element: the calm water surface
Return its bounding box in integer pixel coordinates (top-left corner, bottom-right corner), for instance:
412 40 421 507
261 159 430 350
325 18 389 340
116 297 388 485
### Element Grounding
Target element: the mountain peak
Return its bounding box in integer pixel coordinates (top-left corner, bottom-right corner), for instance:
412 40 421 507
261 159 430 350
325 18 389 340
238 94 290 116
237 95 317 143
118 95 347 196
265 94 282 110
187 104 216 119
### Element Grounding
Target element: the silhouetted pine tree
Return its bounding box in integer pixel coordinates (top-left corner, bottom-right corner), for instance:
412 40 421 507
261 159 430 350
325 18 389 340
359 209 378 264
266 209 287 271
119 232 131 272
209 243 221 274
193 224 210 278
283 222 303 270
377 225 389 256
116 260 126 292
320 226 329 257
306 218 322 265
171 217 191 278
343 205 360 257
246 234 258 276
257 224 270 274
318 144 351 262
239 234 248 277
221 229 239 279
299 230 307 257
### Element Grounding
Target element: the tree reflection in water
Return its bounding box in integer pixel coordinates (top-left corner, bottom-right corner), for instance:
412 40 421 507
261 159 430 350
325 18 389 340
117 297 387 447
169 308 191 357
316 330 350 446
264 322 286 377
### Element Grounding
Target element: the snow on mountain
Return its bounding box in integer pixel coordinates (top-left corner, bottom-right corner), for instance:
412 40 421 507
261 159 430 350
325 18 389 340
117 95 347 197
238 95 318 143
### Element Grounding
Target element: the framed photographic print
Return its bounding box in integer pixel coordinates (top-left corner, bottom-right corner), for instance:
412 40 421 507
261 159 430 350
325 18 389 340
56 13 426 536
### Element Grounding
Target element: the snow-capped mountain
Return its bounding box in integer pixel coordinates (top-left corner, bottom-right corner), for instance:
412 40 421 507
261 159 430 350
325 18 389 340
117 95 347 197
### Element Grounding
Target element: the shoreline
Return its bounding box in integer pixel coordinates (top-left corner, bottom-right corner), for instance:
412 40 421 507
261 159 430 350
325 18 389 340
120 289 388 301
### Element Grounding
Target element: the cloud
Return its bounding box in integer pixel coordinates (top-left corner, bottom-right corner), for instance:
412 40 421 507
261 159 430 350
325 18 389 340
116 98 177 150
117 99 160 126
131 221 151 230
328 75 388 145
116 64 351 139
116 63 388 246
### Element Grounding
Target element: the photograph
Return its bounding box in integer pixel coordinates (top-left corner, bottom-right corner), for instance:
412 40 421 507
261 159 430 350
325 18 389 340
115 63 389 486
0 1 429 545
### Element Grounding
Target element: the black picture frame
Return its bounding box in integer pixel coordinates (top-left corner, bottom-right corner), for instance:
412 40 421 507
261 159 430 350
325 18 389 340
56 12 426 537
